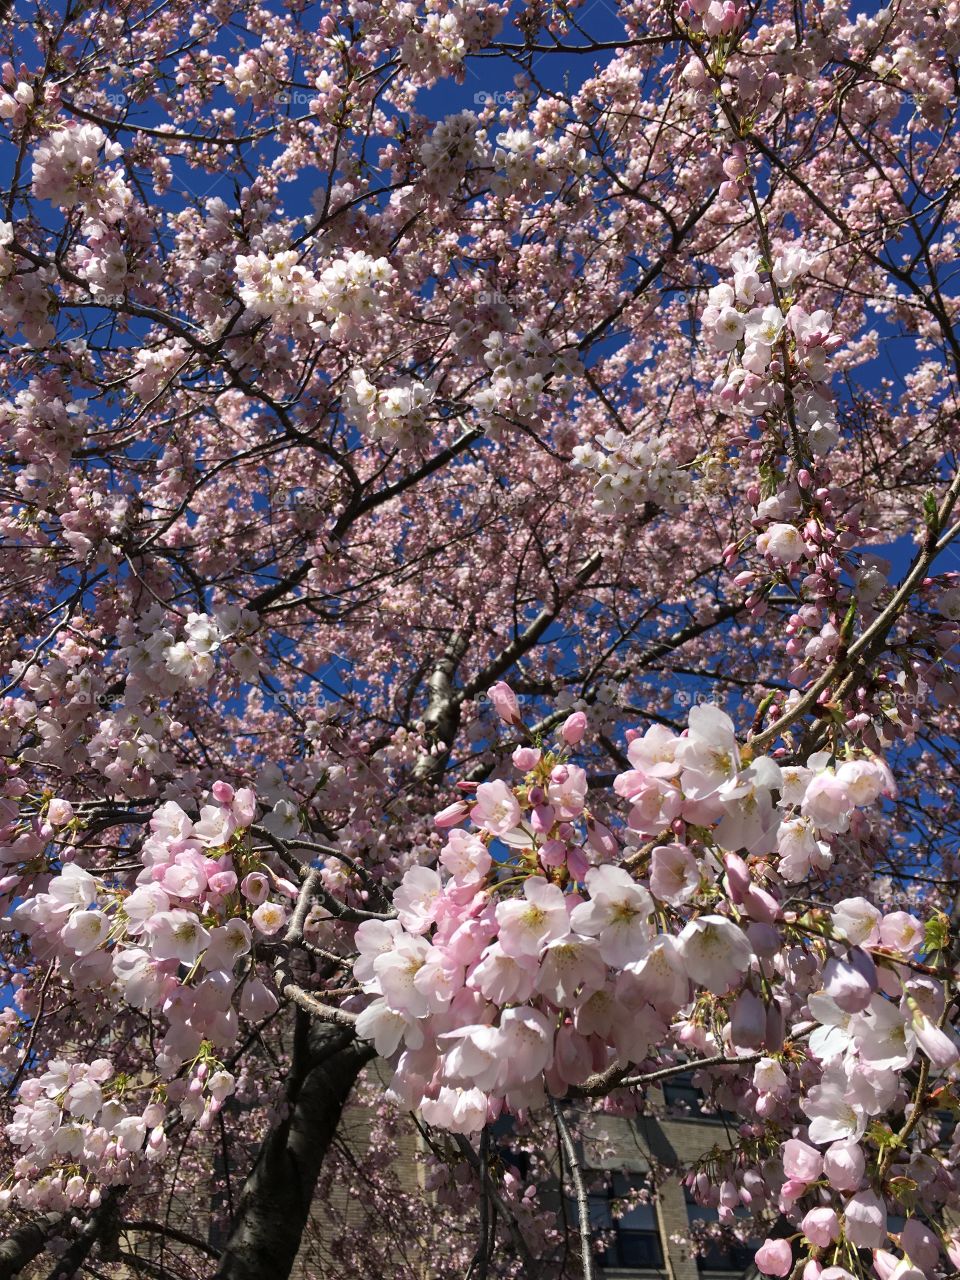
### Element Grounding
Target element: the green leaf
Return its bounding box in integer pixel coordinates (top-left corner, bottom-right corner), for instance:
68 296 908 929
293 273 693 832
887 1177 919 1210
923 491 939 534
924 912 950 955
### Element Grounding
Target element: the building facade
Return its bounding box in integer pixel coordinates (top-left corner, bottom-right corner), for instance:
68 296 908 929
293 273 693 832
578 1074 758 1280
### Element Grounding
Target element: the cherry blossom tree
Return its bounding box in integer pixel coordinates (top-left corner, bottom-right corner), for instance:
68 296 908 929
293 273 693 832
0 0 959 1275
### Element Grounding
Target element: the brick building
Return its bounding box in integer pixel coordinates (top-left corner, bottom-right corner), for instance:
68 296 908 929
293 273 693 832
295 1064 760 1280
576 1073 758 1280
101 1064 761 1278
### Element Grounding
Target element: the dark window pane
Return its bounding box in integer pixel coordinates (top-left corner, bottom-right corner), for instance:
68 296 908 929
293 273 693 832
616 1229 665 1268
619 1202 657 1232
581 1178 664 1271
663 1081 706 1115
687 1203 757 1271
696 1241 755 1271
588 1195 613 1229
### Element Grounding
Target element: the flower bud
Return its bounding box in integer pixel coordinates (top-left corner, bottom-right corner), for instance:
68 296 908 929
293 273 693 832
560 711 587 745
240 871 270 905
434 801 469 828
782 1138 822 1183
755 1238 792 1277
802 1207 840 1247
512 746 541 771
488 681 521 725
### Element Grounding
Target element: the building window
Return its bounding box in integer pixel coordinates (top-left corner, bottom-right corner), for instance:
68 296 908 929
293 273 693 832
685 1198 757 1271
662 1074 709 1117
662 1071 733 1123
488 1114 531 1179
586 1174 664 1271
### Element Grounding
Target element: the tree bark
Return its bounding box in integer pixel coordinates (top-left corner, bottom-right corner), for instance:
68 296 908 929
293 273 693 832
213 1015 375 1280
0 1213 64 1280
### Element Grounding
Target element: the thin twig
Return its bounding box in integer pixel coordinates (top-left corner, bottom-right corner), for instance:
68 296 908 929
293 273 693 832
551 1099 595 1280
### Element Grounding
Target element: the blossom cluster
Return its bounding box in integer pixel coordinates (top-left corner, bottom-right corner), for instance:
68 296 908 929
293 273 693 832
468 328 582 426
234 249 396 337
348 700 923 1150
0 80 34 125
396 0 504 80
6 1056 234 1211
571 428 694 514
5 783 291 1201
701 245 843 456
32 124 124 210
418 111 489 195
343 368 437 446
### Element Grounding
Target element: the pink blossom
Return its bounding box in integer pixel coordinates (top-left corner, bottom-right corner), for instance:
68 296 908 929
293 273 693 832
802 1207 840 1247
676 704 741 806
469 943 538 1005
354 1000 413 1058
47 799 74 826
755 1238 792 1276
757 522 806 564
496 877 569 958
626 724 681 778
470 780 522 836
801 770 851 832
394 866 443 934
240 872 270 905
831 897 882 945
823 1139 865 1191
624 776 684 835
534 936 605 1007
729 988 767 1048
909 1006 960 1069
420 1087 487 1135
844 1189 886 1248
374 933 432 1016
487 681 521 725
783 1146 824 1182
570 865 653 966
61 909 110 956
677 915 754 995
434 801 469 828
251 902 287 936
803 1073 867 1145
202 919 252 970
878 911 924 954
900 1219 940 1271
231 788 257 827
145 910 210 964
439 830 491 885
618 935 689 1015
239 977 279 1020
354 919 404 985
560 711 587 745
498 1005 554 1086
822 951 877 1013
835 759 887 806
650 843 700 904
547 764 587 820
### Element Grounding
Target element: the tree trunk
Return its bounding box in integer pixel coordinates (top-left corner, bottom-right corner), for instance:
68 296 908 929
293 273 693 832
0 1213 64 1280
214 1015 375 1280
